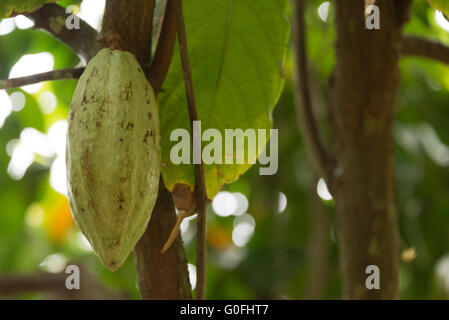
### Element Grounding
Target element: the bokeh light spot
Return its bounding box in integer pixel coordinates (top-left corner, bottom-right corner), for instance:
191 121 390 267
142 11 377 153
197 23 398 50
212 191 237 217
278 192 287 213
188 264 197 290
38 91 57 114
10 91 26 111
40 253 68 273
0 90 13 128
317 178 333 201
9 52 54 93
318 2 330 22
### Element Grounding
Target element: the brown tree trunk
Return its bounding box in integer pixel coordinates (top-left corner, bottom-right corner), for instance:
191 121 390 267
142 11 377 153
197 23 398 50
134 180 192 299
100 0 192 299
330 0 411 299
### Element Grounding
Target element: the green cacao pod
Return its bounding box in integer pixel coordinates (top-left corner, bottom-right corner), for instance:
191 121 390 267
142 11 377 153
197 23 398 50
66 48 161 271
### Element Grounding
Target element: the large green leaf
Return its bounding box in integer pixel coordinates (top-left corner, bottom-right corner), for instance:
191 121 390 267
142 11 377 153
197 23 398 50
0 0 58 20
428 0 449 17
159 0 289 198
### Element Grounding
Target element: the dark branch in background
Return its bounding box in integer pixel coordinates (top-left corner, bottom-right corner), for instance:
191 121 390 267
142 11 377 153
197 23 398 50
0 264 128 300
148 0 177 93
402 36 449 65
0 3 97 90
292 0 335 188
0 67 84 90
27 3 99 62
174 0 208 300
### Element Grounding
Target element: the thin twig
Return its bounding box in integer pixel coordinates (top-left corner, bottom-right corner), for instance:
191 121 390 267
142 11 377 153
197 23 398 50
402 36 449 65
149 0 178 93
27 3 99 62
174 0 208 300
292 0 335 187
0 67 84 90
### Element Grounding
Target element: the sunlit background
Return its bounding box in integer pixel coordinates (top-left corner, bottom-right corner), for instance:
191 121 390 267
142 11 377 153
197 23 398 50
2 0 449 299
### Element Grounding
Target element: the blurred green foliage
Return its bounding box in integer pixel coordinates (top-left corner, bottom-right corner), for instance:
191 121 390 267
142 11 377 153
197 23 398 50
1 0 449 300
0 0 57 20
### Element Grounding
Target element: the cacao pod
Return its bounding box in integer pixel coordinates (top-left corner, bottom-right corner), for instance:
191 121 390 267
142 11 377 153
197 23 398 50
66 48 161 271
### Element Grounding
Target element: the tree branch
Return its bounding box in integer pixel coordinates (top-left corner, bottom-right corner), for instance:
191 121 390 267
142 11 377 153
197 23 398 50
99 0 154 66
402 36 449 65
292 0 335 187
27 3 99 62
0 67 84 90
148 0 178 93
174 0 208 300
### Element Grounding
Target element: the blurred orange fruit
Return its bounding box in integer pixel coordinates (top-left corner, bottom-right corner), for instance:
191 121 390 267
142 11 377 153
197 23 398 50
207 225 231 252
44 197 74 243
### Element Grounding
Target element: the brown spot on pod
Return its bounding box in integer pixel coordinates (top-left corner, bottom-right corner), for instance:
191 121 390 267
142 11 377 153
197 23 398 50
119 80 133 101
96 101 107 118
143 130 150 143
79 120 88 129
82 91 99 104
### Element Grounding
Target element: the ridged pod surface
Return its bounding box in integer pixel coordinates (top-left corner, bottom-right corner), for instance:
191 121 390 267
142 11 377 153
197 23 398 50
66 48 161 271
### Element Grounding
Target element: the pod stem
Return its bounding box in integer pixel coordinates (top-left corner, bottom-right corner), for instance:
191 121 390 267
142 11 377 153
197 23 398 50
161 210 189 254
174 0 208 300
